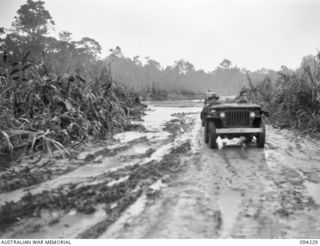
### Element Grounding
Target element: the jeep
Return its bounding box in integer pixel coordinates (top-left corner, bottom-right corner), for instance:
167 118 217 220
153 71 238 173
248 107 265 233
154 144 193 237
201 103 266 148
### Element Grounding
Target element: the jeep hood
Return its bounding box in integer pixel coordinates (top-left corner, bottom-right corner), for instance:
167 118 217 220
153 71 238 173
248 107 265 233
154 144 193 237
208 103 261 110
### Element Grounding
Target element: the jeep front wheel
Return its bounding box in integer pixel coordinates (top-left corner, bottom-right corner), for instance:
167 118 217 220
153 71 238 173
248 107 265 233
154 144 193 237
204 121 209 143
257 121 266 148
208 121 218 149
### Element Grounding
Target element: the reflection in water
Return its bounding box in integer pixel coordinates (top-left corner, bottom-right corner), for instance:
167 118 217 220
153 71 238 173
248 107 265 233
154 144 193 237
304 181 320 204
219 188 242 238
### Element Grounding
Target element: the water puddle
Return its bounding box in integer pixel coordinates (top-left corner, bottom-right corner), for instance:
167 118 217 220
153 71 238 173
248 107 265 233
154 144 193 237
140 138 190 164
3 205 107 238
43 205 106 238
218 188 242 238
142 106 200 131
118 143 151 156
107 176 129 187
0 156 128 205
304 181 320 204
149 179 167 191
113 131 171 143
77 146 108 160
99 194 148 238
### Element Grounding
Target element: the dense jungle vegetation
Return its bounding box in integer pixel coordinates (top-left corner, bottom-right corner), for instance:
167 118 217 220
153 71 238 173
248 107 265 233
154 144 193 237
245 54 320 134
0 0 143 165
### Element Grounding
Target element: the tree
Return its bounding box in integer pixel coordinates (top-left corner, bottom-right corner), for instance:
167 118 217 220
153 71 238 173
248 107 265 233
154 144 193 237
219 58 232 69
145 57 161 70
0 27 4 38
75 37 102 59
279 65 293 74
133 56 142 66
12 0 55 36
300 55 316 72
59 31 72 42
109 46 123 58
173 59 195 74
3 0 56 63
0 27 5 49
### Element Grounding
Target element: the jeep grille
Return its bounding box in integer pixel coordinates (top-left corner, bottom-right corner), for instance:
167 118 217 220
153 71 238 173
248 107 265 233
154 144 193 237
226 111 250 127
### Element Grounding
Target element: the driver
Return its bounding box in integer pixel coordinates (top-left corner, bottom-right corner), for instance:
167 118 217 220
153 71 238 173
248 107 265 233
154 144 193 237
236 89 249 103
205 90 220 105
201 90 220 124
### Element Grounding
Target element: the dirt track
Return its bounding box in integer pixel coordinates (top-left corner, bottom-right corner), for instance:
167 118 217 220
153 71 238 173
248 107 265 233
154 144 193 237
1 100 320 238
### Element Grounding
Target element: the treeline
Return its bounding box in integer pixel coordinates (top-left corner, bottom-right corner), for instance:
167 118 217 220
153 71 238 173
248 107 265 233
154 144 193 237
245 54 320 134
105 49 280 96
0 0 142 165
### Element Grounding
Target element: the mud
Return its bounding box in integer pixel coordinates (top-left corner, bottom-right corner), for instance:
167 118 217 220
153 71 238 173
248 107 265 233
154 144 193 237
0 102 195 238
1 100 320 238
0 146 186 237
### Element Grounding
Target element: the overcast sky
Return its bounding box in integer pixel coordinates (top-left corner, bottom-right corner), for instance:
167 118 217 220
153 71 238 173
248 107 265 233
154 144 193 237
1 0 320 71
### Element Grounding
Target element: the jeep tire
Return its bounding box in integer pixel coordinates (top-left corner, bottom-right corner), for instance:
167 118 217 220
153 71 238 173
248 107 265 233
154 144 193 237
204 121 209 143
257 121 266 148
208 121 218 149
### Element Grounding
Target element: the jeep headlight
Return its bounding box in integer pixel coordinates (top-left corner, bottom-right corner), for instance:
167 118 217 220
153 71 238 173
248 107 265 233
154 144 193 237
209 109 216 115
249 112 256 118
220 112 226 118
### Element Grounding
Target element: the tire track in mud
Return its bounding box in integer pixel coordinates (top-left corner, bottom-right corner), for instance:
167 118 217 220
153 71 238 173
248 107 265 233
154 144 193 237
0 141 193 238
219 126 320 238
99 110 320 239
100 116 224 238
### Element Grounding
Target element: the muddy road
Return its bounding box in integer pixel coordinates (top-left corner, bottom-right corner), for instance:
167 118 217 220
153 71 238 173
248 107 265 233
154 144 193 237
1 100 320 238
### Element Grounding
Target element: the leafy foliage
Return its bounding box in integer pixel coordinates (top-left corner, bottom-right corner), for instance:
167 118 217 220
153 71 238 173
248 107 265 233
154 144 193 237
0 0 145 165
0 52 141 164
13 0 54 36
244 54 320 133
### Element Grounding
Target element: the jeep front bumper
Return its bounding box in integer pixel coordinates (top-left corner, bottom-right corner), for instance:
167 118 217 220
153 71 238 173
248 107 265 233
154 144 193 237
216 128 264 134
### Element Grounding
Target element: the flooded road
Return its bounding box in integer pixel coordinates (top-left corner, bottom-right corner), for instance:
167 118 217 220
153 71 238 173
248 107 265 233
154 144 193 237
1 100 320 238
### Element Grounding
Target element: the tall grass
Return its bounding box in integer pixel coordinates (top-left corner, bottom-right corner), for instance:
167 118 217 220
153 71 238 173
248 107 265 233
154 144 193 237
0 52 142 164
245 54 320 134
